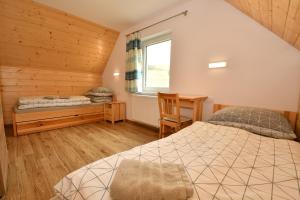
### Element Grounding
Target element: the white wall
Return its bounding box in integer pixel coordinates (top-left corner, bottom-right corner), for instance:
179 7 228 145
103 0 300 127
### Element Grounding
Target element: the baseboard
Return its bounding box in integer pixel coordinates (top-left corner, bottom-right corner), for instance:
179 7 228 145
126 119 159 132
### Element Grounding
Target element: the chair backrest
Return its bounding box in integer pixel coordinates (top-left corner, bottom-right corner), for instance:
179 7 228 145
157 93 181 123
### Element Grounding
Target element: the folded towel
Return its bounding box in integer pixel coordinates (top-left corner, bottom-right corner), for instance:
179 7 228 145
110 159 194 200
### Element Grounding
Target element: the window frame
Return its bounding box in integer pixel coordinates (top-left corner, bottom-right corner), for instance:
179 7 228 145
141 33 172 94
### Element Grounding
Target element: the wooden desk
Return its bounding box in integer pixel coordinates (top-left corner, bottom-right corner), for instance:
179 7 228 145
179 96 208 122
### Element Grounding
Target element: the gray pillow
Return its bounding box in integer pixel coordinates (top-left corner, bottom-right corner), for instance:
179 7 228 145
207 106 296 140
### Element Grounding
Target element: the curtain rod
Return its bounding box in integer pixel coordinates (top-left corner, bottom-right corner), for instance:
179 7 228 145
126 10 188 37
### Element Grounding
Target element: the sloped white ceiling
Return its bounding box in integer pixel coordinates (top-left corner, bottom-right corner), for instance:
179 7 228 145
33 0 188 31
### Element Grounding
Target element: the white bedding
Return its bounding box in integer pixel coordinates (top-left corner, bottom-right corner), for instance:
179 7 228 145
17 96 91 110
54 122 300 200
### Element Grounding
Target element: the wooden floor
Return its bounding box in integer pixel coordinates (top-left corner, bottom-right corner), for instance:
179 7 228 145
4 121 158 200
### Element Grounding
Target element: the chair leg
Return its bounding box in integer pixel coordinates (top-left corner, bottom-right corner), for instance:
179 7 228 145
161 124 165 138
159 122 162 139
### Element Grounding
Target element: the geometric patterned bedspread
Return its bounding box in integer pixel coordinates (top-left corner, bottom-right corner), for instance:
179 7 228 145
53 122 300 200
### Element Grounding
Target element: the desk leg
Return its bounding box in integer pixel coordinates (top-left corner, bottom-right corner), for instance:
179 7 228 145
192 100 204 122
192 101 199 122
111 104 115 125
198 100 203 121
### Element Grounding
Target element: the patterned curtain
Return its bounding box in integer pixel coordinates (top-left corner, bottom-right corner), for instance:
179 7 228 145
125 32 143 93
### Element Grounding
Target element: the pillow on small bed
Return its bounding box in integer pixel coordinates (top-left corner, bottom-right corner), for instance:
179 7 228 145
91 87 112 93
207 106 296 140
43 96 59 100
59 96 70 99
86 92 113 97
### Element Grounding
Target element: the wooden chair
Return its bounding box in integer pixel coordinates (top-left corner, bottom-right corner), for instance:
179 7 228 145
157 93 193 138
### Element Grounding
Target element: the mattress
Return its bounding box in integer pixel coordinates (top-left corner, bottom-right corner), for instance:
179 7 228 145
14 102 105 114
17 96 91 110
53 122 300 200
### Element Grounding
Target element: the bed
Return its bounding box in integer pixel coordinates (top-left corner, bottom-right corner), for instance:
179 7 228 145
53 104 300 200
12 95 116 136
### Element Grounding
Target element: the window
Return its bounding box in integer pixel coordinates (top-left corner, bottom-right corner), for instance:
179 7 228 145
142 33 171 93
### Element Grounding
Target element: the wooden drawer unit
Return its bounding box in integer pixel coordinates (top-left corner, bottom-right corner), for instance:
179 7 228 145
105 102 126 124
13 104 105 136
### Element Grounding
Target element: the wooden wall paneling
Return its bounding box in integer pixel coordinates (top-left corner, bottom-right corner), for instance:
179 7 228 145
0 66 102 124
226 0 300 52
0 20 115 56
283 0 300 44
238 1 250 15
260 0 272 28
0 0 118 42
1 0 113 37
0 43 106 72
0 0 120 124
0 0 119 73
272 0 290 37
0 95 8 196
247 0 261 23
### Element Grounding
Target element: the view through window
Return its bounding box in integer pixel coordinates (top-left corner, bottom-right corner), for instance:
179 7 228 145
142 34 171 93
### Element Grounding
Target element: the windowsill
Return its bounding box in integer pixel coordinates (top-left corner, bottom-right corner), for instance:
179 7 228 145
131 92 158 98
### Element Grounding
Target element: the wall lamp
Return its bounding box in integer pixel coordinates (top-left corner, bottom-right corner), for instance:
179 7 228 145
113 72 120 77
208 61 227 69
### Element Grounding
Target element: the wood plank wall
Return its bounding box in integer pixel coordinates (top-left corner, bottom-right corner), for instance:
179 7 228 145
0 0 119 124
0 96 8 194
0 0 119 73
0 66 102 124
225 0 300 51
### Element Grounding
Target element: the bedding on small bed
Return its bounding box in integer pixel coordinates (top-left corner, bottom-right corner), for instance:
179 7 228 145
53 122 300 200
17 96 91 110
14 102 105 114
87 96 112 103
